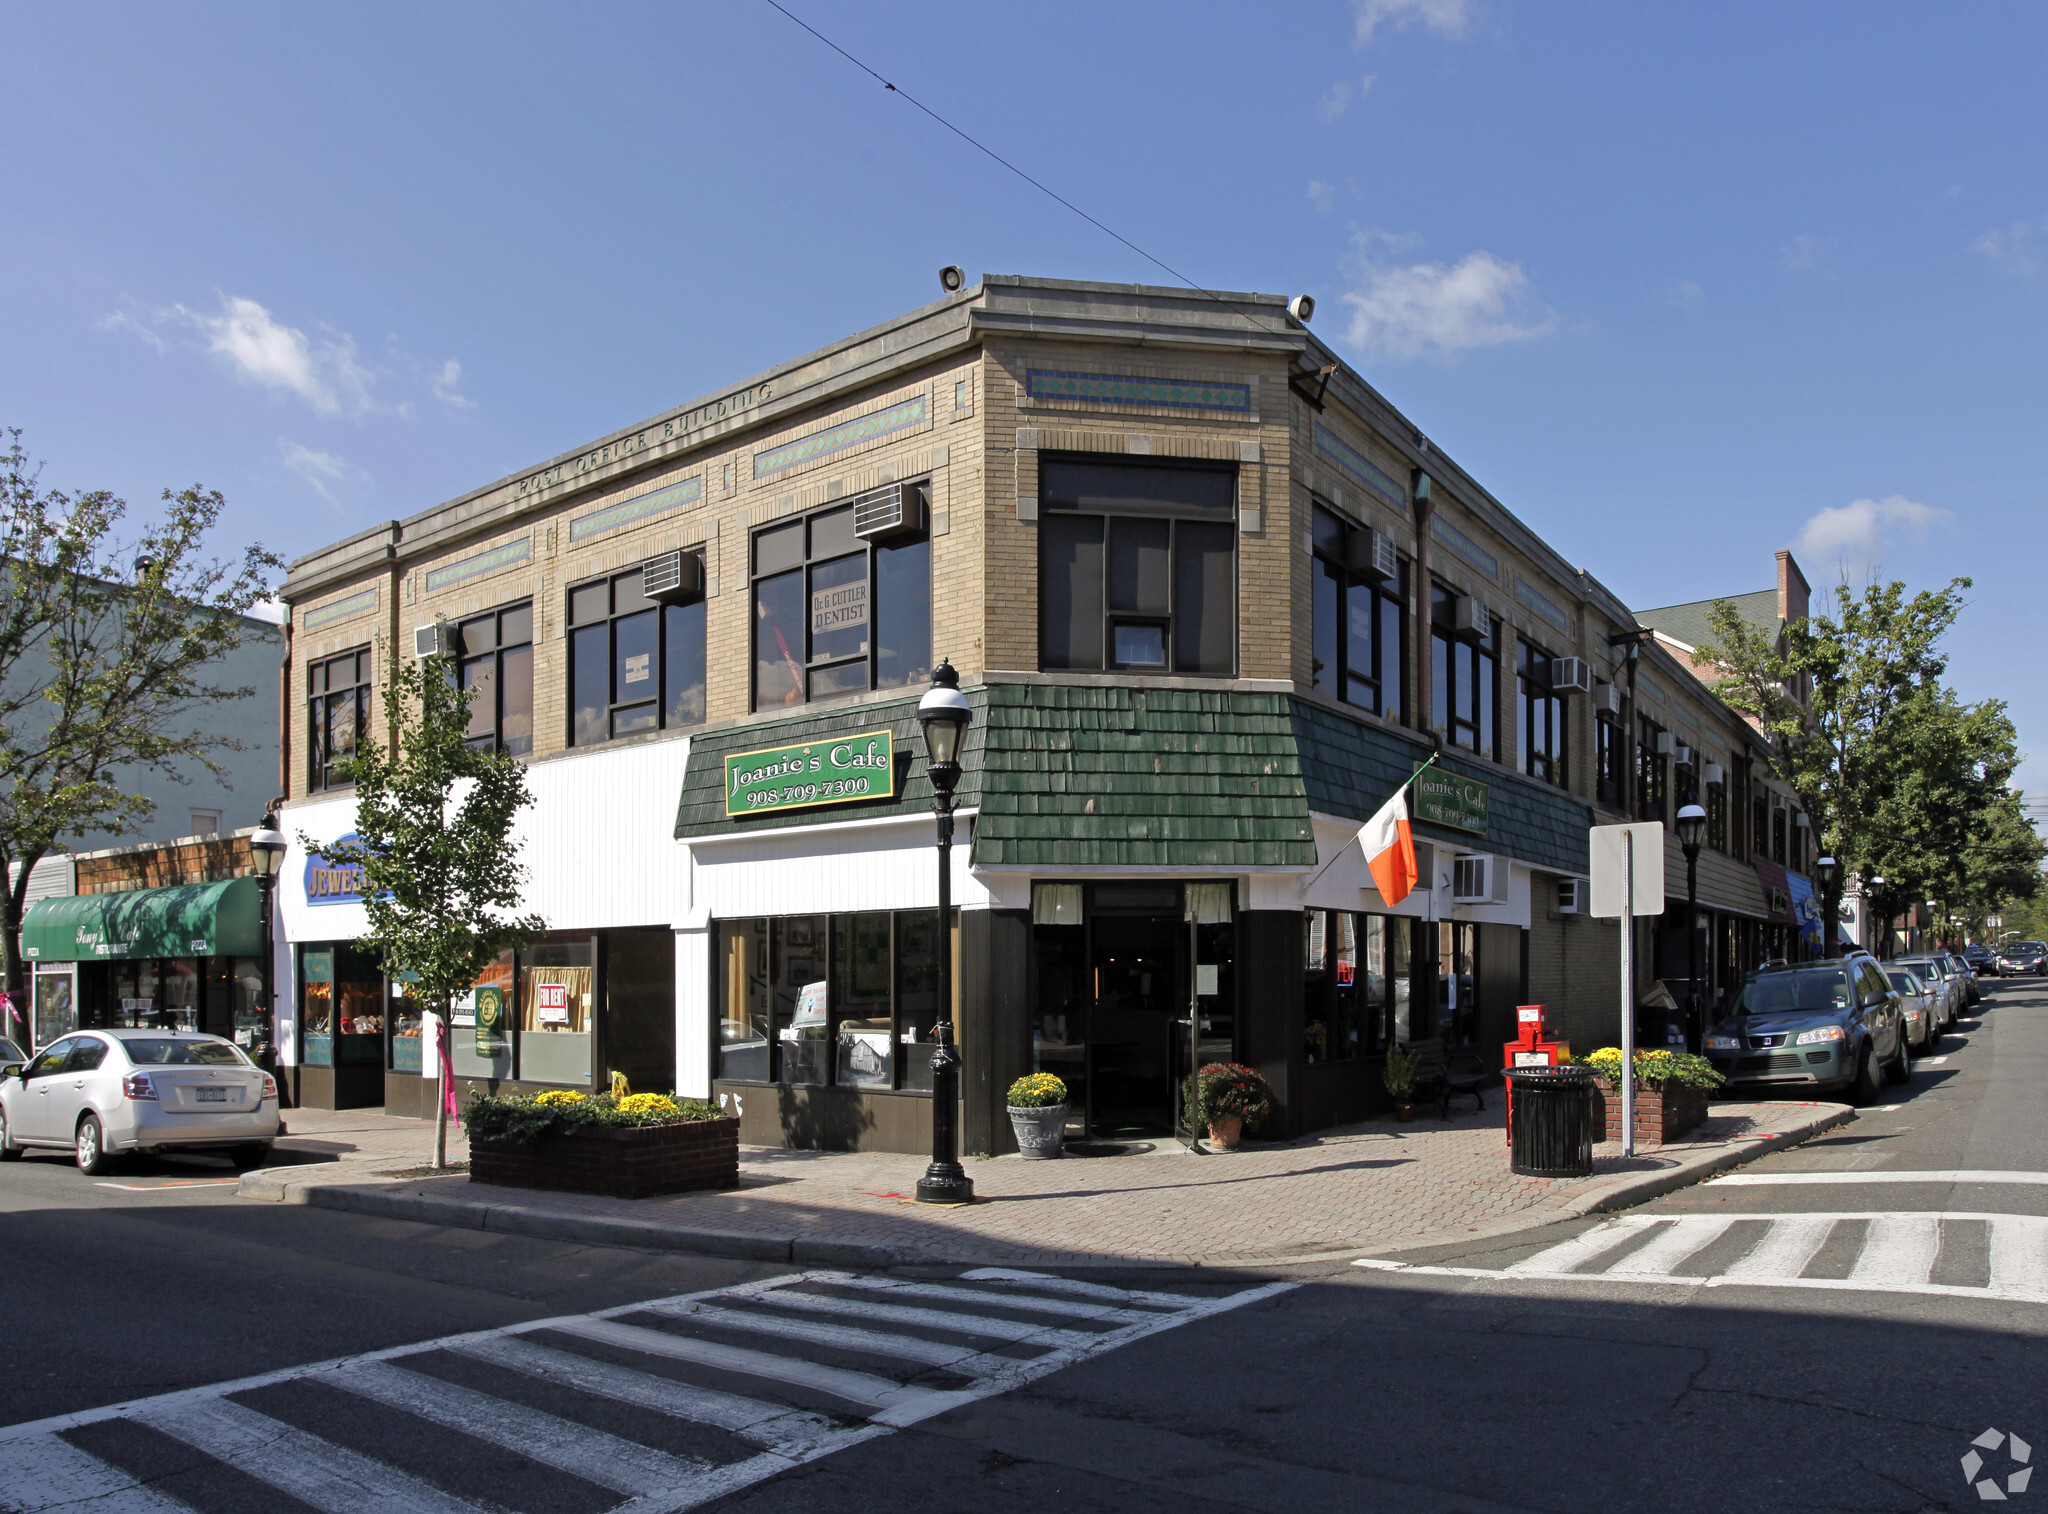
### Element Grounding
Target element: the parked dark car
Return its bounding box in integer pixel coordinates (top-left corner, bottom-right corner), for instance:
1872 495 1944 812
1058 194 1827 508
1703 958 1908 1105
1962 943 1995 974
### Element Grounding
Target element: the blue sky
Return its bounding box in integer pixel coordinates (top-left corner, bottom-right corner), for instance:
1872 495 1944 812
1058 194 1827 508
4 1 2044 789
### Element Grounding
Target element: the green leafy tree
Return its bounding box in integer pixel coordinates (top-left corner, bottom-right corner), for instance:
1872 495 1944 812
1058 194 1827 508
312 640 543 1169
0 431 281 1034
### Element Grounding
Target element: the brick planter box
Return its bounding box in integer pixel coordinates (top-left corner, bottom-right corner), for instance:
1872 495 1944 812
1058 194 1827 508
469 1117 740 1199
1592 1083 1708 1148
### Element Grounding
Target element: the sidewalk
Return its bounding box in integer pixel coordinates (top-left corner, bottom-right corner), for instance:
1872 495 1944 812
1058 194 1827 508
243 1098 1852 1270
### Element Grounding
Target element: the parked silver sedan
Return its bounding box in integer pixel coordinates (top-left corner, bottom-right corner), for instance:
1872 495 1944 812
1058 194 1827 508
0 1030 279 1174
1885 967 1939 1053
1892 956 1960 1035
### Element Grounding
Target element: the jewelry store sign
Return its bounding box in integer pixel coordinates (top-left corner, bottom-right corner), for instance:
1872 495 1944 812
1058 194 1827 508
726 730 895 817
1415 772 1489 835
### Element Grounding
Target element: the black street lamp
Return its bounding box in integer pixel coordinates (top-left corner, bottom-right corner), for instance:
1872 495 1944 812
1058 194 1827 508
247 813 288 1096
1869 875 1889 959
914 661 974 1207
1814 855 1839 960
1675 801 1706 1051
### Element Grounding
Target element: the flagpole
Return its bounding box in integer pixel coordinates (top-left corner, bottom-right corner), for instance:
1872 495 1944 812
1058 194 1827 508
1300 755 1442 896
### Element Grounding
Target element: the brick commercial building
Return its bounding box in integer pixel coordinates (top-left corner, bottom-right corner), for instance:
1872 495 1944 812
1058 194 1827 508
274 274 1816 1146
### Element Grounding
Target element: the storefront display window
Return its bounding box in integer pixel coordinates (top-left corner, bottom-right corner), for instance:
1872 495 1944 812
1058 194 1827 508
517 936 595 1086
605 928 676 1095
301 945 383 1067
451 951 514 1080
32 968 74 1047
1306 911 1405 1064
1439 922 1479 1049
389 974 423 1072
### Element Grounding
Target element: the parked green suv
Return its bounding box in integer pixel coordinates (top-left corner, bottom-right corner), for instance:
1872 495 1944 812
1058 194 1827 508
1704 957 1908 1105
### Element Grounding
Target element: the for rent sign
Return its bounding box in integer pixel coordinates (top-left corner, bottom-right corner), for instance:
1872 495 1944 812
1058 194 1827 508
725 730 896 817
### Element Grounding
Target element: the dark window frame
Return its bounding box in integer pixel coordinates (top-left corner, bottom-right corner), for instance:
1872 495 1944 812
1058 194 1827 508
1636 715 1668 823
1429 584 1498 760
1309 503 1408 721
1517 637 1568 787
306 645 373 792
1596 714 1624 808
567 551 708 747
1706 775 1728 852
748 488 932 712
455 600 534 757
1036 455 1239 678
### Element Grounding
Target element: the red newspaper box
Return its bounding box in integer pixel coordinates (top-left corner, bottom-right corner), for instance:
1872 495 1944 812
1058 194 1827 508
1504 1005 1569 1143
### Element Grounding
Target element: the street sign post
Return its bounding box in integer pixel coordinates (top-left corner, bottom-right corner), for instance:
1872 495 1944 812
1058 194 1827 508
1589 822 1664 1158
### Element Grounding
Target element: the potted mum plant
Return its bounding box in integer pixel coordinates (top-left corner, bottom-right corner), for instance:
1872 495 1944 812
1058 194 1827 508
1191 1062 1273 1151
1383 1042 1417 1122
1006 1072 1068 1159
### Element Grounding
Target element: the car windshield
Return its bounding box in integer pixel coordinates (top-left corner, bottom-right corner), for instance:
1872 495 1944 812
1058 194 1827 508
1734 969 1851 1016
120 1039 249 1067
1886 972 1924 995
0 1039 21 1062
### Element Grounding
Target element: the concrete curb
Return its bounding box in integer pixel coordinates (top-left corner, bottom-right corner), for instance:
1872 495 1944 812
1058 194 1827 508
236 1102 1854 1272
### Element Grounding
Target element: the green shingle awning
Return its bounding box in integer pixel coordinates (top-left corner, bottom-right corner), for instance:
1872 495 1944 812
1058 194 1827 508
21 877 266 962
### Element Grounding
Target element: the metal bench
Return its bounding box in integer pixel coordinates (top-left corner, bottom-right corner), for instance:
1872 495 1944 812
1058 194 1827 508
1406 1036 1490 1118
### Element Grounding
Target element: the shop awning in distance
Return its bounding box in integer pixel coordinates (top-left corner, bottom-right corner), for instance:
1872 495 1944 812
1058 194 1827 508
21 877 266 962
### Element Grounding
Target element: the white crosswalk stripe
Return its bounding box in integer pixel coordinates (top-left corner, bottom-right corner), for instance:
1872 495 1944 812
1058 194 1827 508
1360 1212 2048 1305
0 1269 1293 1514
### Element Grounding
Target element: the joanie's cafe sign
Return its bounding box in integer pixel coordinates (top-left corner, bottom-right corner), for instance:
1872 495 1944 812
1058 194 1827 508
725 731 896 817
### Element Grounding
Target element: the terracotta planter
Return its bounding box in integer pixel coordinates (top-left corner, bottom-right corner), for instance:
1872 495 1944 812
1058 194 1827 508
1393 1102 1416 1124
1207 1115 1244 1150
1592 1083 1709 1148
469 1116 739 1199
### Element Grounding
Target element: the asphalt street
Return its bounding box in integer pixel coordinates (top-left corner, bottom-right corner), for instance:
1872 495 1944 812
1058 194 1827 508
0 975 2041 1514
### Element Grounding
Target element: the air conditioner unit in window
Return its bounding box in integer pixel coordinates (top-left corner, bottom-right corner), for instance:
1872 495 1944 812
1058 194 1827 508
1346 526 1397 584
1703 761 1726 786
413 623 451 659
1593 682 1624 716
1771 791 1788 810
1556 877 1585 914
1674 743 1693 766
1451 853 1510 904
851 482 927 543
1549 656 1593 694
1452 595 1490 644
1655 731 1676 757
641 550 704 605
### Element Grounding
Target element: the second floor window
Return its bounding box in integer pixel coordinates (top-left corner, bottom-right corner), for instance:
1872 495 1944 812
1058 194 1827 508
307 646 371 792
1038 457 1236 676
752 498 929 710
458 602 534 757
1773 804 1788 864
1636 717 1667 822
1706 777 1728 851
1752 782 1770 862
1596 715 1624 807
1309 504 1406 720
1517 639 1568 786
570 557 707 746
1430 585 1497 759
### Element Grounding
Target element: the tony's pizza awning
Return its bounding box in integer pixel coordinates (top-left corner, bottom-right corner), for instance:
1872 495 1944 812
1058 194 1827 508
21 878 266 962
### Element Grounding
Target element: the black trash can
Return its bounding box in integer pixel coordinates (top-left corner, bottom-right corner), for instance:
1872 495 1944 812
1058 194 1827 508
1505 1065 1596 1178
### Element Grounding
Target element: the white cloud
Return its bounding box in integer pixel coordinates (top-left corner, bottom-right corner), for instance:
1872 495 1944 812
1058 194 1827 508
93 309 168 354
1316 82 1352 123
279 439 356 504
1359 72 1378 100
1354 0 1476 46
1793 494 1952 576
1972 217 2046 275
99 294 377 417
247 596 288 625
1780 232 1831 271
431 358 475 410
1667 278 1705 309
1307 180 1338 214
1340 235 1555 362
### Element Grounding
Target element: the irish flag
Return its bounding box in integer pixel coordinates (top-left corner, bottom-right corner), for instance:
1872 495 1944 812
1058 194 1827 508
1362 785 1419 906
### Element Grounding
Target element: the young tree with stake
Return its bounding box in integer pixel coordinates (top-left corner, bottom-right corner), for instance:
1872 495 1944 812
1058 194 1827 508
312 637 543 1170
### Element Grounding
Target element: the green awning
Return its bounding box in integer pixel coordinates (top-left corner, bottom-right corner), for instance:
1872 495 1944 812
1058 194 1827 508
21 877 266 962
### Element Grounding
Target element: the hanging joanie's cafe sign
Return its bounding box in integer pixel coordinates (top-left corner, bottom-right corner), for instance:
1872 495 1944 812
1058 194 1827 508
725 730 895 817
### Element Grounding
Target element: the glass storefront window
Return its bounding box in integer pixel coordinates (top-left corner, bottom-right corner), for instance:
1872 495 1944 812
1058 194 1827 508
302 944 382 1066
717 920 770 1082
1439 921 1479 1049
833 913 893 1088
302 947 335 1066
451 952 515 1080
32 969 75 1048
517 937 595 1086
895 910 941 1093
606 928 677 1096
389 974 423 1072
773 916 830 1087
1308 910 1406 1062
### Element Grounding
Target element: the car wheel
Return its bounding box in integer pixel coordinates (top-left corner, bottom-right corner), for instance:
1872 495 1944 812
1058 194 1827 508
1884 1032 1911 1086
74 1114 111 1176
229 1144 273 1171
1852 1046 1883 1106
0 1106 21 1160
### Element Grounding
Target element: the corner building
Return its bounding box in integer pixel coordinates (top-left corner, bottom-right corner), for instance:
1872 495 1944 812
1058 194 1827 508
278 276 1812 1145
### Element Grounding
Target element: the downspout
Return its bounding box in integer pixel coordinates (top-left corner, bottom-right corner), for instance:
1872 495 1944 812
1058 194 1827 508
277 605 292 807
1411 470 1433 739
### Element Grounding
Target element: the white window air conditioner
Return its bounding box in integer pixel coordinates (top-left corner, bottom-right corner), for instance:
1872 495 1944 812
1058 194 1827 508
1452 853 1510 904
1771 791 1788 810
1346 525 1398 584
641 550 705 605
1655 731 1676 757
1674 743 1693 766
1556 877 1585 914
1793 810 1811 829
1593 682 1624 717
852 481 928 543
1549 656 1593 694
413 623 452 659
1703 761 1726 786
1452 595 1490 645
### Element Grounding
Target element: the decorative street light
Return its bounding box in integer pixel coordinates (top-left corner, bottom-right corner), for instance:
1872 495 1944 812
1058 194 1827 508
1869 875 1888 960
247 812 289 1094
1675 802 1706 1050
914 661 974 1207
1814 855 1839 960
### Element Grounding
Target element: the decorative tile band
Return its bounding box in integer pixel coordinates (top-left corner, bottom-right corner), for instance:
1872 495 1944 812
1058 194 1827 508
568 476 702 545
1515 577 1569 631
753 395 927 480
1638 675 1667 703
424 537 532 594
1312 422 1405 508
1430 516 1499 580
303 588 379 632
1676 704 1701 728
1025 369 1252 413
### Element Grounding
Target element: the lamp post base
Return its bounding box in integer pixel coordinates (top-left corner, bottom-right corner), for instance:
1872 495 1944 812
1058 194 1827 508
914 1163 975 1205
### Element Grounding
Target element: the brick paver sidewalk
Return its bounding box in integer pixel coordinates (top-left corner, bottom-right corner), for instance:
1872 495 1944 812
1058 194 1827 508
249 1100 1849 1268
